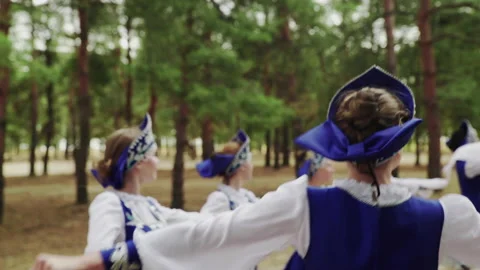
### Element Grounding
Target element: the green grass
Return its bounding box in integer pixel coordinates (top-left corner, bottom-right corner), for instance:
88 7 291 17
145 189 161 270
1 156 461 270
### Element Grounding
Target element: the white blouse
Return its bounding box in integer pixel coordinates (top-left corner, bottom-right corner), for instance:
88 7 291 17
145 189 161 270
200 184 259 214
84 190 207 253
133 176 480 270
443 141 480 180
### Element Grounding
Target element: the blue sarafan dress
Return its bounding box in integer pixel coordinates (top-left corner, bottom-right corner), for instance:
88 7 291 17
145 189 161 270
284 187 443 270
444 120 480 211
96 67 480 270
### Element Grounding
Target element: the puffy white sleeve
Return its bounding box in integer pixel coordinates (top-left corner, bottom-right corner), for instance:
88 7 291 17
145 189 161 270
135 176 310 270
84 192 124 253
156 202 211 224
199 191 232 215
443 142 480 180
439 194 480 266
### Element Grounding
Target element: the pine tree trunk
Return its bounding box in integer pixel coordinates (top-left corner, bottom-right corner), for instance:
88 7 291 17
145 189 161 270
415 130 421 167
384 0 399 177
201 117 214 160
264 130 271 167
418 0 441 178
64 127 70 160
292 117 303 176
282 123 289 166
125 16 133 126
75 0 90 204
262 58 272 168
148 84 158 133
43 39 54 176
273 127 281 169
66 87 76 160
201 31 214 161
171 101 187 209
29 79 38 177
0 0 12 225
29 5 38 178
171 9 193 209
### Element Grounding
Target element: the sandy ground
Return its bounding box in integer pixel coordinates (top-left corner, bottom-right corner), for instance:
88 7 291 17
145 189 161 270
1 152 471 270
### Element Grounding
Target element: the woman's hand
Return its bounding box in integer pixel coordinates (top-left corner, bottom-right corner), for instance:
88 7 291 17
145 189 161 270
31 253 104 270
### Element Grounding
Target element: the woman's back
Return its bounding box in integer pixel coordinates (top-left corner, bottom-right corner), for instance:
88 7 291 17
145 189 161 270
304 186 443 270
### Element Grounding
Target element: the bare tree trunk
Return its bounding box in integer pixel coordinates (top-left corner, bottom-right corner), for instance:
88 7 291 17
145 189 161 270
282 124 290 166
64 127 70 160
171 9 193 209
113 47 123 130
125 16 133 126
293 117 303 176
262 58 272 167
264 130 271 167
384 0 399 177
29 77 38 177
75 0 90 204
201 117 214 160
66 87 76 160
43 38 55 176
418 0 441 178
279 3 293 168
147 84 158 133
171 101 187 209
415 130 421 167
0 0 12 225
384 0 397 75
201 31 214 161
273 127 280 169
29 2 38 177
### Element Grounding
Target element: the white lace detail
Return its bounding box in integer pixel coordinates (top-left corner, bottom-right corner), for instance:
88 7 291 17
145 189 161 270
332 179 412 206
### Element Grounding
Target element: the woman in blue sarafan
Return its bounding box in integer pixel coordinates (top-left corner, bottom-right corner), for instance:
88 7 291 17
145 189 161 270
197 130 259 215
196 130 259 270
32 66 480 270
442 120 480 270
443 119 480 211
284 151 448 270
85 113 206 255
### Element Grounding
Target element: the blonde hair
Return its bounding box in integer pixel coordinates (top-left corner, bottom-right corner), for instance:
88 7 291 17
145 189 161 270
95 128 141 187
334 87 410 144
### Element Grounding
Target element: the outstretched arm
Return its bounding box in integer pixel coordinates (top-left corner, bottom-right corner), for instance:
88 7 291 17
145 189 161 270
32 176 311 270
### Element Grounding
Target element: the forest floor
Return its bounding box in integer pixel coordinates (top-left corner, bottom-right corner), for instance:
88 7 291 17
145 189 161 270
0 152 466 270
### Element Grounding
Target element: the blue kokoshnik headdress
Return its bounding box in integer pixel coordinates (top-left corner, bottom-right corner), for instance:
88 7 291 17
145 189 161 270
91 113 157 189
294 66 423 198
297 153 326 178
196 130 251 178
446 119 479 152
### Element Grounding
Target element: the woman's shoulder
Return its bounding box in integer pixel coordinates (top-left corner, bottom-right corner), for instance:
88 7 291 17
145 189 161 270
439 193 475 210
91 190 121 205
206 190 230 201
88 190 123 215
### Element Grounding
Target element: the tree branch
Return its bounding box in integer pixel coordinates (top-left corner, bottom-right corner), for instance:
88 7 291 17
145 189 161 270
429 2 480 16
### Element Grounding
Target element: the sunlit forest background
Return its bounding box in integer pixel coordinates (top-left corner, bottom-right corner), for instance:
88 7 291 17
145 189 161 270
0 0 479 269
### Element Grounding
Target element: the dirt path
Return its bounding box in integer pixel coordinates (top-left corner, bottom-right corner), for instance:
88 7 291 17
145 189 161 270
2 152 451 178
